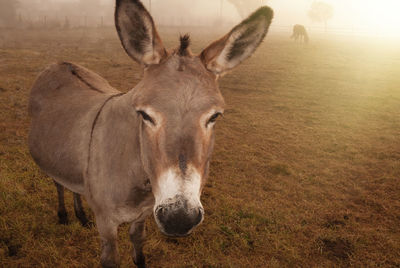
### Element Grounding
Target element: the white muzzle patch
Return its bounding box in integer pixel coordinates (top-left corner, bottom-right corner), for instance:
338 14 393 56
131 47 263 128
154 166 202 210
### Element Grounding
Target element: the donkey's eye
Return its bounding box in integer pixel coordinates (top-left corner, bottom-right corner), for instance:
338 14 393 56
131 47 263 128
207 112 222 126
137 110 155 125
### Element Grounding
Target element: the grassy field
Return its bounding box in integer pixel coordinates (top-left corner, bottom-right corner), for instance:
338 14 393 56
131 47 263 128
0 27 399 267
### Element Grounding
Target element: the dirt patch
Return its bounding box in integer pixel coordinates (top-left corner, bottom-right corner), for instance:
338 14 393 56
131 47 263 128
319 238 353 260
268 162 291 176
0 237 21 257
324 219 345 229
323 215 349 229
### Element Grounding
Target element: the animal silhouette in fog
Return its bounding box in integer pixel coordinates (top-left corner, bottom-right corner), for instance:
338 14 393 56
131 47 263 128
28 0 273 267
291 24 309 43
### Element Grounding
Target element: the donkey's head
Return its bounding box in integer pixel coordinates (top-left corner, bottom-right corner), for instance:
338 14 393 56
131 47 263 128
115 0 273 237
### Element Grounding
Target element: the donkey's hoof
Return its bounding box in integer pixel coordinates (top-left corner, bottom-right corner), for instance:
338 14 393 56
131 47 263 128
57 212 69 225
135 263 146 268
134 260 146 268
58 217 69 225
82 220 95 229
101 260 120 268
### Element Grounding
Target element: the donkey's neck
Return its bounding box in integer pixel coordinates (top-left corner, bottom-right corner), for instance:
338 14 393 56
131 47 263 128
90 89 147 183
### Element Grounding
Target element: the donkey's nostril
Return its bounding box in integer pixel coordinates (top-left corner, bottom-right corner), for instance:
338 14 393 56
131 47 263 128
155 204 204 237
155 206 165 216
193 208 204 226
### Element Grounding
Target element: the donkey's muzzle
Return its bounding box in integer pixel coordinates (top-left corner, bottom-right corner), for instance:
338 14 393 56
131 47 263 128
155 199 204 237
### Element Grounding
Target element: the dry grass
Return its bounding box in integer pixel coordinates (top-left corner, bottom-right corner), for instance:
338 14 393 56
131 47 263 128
0 27 399 267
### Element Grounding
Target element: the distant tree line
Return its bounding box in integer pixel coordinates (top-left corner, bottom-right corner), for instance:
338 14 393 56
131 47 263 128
1 0 269 29
0 0 112 29
0 0 19 27
0 0 335 32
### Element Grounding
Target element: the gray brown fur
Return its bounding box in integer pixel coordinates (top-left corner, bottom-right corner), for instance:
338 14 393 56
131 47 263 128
28 0 273 267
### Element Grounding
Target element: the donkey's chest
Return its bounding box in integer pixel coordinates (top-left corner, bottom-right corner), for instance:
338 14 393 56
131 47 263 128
113 193 155 223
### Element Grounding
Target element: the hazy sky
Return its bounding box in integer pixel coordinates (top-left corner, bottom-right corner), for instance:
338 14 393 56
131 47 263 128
37 0 400 37
268 0 400 35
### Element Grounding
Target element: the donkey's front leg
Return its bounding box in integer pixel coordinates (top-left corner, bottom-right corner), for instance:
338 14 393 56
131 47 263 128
96 215 120 268
130 220 146 268
54 181 68 225
73 193 92 228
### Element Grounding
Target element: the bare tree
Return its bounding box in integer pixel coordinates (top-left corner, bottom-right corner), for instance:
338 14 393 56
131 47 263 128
308 1 334 33
228 0 265 18
0 0 19 27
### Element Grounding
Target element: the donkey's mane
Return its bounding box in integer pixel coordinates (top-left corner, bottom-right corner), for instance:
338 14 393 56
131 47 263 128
178 34 191 56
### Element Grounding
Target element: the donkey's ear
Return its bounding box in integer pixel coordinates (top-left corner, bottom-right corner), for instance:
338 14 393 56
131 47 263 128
200 6 273 75
115 0 167 66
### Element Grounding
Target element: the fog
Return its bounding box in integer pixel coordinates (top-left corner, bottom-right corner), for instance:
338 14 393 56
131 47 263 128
1 0 399 38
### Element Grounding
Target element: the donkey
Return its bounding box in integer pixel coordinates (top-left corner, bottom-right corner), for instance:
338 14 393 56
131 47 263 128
291 24 309 43
28 0 273 267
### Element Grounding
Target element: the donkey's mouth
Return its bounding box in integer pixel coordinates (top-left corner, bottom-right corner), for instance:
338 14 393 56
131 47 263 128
157 221 200 238
159 229 192 238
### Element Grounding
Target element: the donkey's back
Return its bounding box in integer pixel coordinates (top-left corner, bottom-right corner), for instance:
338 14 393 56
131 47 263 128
28 62 120 193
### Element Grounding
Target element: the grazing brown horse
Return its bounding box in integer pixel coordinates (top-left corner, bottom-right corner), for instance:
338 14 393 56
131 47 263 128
28 0 273 267
291 24 309 43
